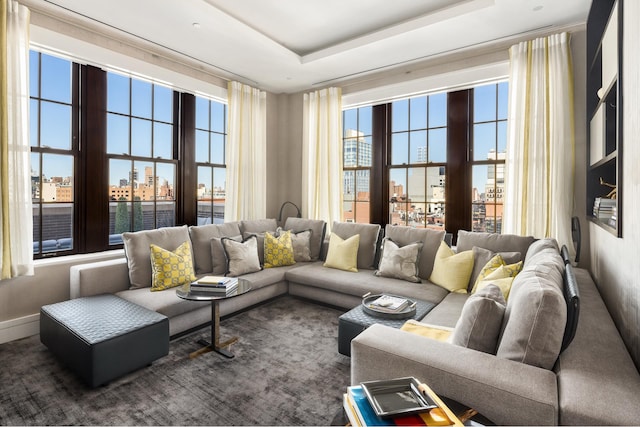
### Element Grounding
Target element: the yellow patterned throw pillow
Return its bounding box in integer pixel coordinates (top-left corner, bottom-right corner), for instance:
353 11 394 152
149 241 196 291
474 266 518 300
472 254 523 294
429 240 474 293
264 230 296 268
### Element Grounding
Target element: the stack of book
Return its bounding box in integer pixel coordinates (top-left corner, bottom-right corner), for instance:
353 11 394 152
367 295 410 313
593 197 616 222
190 276 238 293
343 384 460 426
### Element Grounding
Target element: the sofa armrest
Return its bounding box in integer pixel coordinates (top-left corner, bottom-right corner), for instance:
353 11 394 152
70 258 131 298
351 324 558 426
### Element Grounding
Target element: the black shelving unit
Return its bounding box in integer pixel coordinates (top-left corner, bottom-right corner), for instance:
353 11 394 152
586 0 623 237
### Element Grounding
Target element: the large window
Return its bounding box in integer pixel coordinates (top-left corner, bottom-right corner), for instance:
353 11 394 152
342 106 372 223
107 72 176 244
28 49 224 258
29 51 77 255
341 82 508 237
389 93 447 230
195 96 227 225
471 82 508 233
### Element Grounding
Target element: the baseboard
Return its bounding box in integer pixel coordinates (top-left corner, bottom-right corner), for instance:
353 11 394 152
0 313 40 344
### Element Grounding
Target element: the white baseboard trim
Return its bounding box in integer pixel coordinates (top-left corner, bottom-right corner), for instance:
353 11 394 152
0 313 40 344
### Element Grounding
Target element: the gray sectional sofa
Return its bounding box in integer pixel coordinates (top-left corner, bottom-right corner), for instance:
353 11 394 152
69 219 640 425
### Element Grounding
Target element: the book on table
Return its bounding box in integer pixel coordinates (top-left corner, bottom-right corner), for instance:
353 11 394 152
191 277 238 293
195 275 236 286
368 295 409 313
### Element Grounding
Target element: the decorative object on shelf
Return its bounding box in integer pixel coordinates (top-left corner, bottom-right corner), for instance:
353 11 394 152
599 177 617 199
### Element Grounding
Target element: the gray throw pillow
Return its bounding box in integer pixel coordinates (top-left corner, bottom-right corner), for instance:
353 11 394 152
210 235 242 275
221 235 261 277
374 237 423 283
450 284 506 354
283 218 326 261
276 227 312 262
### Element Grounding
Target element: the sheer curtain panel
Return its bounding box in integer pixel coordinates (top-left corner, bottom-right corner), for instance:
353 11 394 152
503 32 575 259
225 81 267 221
302 87 343 232
1 0 32 279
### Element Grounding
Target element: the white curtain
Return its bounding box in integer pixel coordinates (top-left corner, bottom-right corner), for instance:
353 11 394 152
225 81 267 221
503 32 575 258
0 0 32 279
302 87 343 232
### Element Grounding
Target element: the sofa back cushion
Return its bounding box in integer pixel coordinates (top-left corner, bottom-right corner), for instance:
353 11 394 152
283 217 326 262
450 284 506 354
122 225 191 289
331 221 381 270
188 222 242 274
456 230 534 262
496 245 567 370
239 219 279 265
384 225 444 280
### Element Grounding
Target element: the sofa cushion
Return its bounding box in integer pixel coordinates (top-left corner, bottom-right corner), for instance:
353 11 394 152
331 222 381 270
264 231 296 268
221 235 262 276
429 241 473 293
496 249 567 370
374 237 422 283
451 284 506 354
122 225 191 289
469 246 521 291
324 233 360 272
188 222 242 274
149 241 197 291
283 217 326 261
456 230 534 262
384 225 445 280
285 262 449 305
239 218 278 234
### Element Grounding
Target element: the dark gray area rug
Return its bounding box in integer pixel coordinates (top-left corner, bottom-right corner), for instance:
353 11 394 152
0 296 351 426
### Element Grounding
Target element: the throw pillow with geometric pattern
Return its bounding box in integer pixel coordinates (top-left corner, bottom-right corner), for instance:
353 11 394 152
264 230 296 268
149 240 197 291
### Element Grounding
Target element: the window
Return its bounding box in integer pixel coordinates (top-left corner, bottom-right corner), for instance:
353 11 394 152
195 96 227 225
388 94 447 230
471 82 508 233
106 72 176 244
29 51 77 255
342 81 508 238
342 106 372 223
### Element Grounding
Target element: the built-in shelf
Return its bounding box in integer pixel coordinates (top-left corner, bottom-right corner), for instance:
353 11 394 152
586 0 623 237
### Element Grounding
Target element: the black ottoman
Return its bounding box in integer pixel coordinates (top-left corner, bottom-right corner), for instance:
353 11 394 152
338 299 436 356
40 294 169 387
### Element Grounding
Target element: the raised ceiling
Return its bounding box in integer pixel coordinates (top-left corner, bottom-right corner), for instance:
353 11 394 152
23 0 590 93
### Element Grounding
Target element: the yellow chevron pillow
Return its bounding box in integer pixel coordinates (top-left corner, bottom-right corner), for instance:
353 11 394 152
264 230 296 268
150 241 197 291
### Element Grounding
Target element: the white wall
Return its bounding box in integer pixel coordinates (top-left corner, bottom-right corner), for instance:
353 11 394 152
589 1 640 368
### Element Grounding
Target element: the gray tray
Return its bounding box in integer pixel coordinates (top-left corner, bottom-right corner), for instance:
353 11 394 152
362 294 417 319
361 377 438 418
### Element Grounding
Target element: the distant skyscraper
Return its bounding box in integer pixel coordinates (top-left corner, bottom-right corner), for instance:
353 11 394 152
343 129 371 195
